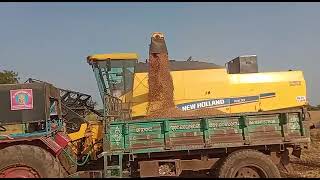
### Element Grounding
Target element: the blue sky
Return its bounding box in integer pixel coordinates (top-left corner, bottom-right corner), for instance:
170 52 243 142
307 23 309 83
0 2 319 106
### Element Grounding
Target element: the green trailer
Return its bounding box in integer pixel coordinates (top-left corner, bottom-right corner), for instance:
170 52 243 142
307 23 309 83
71 104 310 178
89 107 309 178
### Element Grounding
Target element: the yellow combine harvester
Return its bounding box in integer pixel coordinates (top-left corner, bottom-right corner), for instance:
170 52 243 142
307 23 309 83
87 38 307 119
68 32 308 170
68 32 308 160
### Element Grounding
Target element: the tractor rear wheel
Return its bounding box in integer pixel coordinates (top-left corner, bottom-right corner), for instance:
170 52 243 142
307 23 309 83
0 145 66 178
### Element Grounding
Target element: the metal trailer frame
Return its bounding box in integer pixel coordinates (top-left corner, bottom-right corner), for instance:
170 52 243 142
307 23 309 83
94 105 310 178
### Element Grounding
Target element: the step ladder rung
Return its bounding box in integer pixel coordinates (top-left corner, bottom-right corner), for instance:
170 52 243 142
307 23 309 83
106 166 121 170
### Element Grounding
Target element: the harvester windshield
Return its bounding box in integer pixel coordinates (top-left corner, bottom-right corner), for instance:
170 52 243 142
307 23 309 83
87 53 138 101
107 60 135 97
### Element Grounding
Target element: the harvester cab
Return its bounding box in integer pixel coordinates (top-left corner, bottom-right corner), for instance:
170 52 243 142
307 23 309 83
87 53 139 120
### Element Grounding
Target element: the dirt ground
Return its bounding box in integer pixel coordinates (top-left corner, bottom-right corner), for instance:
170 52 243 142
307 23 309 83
282 110 320 178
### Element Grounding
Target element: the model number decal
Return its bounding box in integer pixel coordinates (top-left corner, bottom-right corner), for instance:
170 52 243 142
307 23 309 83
296 96 306 102
289 81 301 86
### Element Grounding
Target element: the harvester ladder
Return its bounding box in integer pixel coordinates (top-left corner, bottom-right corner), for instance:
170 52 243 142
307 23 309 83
104 154 123 178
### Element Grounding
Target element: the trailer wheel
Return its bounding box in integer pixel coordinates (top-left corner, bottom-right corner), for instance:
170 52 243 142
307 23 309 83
218 149 281 178
0 145 66 178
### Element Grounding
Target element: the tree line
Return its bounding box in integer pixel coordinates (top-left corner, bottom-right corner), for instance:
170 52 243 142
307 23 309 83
0 70 19 84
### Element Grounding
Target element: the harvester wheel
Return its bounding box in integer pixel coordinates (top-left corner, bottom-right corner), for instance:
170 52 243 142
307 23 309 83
0 145 66 178
218 149 281 178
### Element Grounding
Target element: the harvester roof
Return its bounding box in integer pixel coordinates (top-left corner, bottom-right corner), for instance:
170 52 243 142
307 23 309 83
135 60 224 73
87 53 139 63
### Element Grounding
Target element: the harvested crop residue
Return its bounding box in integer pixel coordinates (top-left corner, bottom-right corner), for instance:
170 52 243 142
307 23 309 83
147 53 175 114
145 106 224 119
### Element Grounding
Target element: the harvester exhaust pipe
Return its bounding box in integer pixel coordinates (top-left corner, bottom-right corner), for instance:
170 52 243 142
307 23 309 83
149 32 168 54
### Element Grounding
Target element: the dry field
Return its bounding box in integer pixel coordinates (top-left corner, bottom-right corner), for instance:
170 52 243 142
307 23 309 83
283 110 320 178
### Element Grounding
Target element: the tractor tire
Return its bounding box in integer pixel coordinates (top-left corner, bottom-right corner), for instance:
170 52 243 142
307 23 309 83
0 145 67 178
218 149 281 178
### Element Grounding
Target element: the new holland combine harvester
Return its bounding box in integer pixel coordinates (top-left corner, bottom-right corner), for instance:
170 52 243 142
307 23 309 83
0 32 311 178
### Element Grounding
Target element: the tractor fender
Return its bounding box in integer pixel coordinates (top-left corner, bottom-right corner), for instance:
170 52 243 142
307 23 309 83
40 132 71 155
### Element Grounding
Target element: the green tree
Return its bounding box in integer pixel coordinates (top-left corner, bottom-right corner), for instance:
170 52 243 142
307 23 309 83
0 70 19 84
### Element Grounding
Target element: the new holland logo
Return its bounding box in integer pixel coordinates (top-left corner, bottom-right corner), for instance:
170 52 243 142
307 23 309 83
178 99 226 111
176 92 276 111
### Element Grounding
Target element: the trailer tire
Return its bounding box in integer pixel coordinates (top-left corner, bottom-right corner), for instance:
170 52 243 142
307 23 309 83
218 149 281 178
0 145 66 178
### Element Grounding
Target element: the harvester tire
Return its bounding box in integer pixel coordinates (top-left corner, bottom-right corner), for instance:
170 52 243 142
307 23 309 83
0 145 66 178
218 149 281 178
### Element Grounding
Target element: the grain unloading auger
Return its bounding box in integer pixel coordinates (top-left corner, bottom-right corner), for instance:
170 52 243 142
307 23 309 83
149 32 168 54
